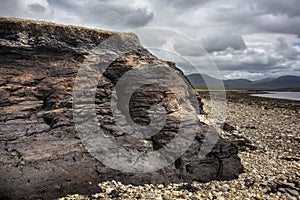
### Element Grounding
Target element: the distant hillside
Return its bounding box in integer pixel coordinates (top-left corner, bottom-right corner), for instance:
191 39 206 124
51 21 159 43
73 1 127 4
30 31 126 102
186 74 300 90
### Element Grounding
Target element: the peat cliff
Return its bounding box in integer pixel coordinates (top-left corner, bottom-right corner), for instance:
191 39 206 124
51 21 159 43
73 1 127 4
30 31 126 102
0 18 243 199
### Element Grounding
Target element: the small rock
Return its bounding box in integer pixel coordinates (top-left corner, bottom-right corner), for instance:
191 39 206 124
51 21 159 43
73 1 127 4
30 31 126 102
216 196 225 200
244 178 254 187
208 192 213 199
219 184 230 192
278 188 286 193
285 188 299 196
162 195 171 200
281 182 295 188
180 193 187 199
111 180 118 186
146 192 154 198
19 160 25 165
108 189 120 198
177 184 198 192
260 181 268 187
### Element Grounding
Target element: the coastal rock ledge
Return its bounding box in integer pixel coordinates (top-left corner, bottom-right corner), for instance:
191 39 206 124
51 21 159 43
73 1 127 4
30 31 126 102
0 18 243 199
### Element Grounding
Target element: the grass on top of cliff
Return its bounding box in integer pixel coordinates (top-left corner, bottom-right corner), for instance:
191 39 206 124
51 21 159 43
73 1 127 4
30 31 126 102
0 17 118 43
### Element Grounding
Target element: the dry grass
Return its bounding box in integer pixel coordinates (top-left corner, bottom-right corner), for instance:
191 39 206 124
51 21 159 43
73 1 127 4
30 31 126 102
0 17 118 43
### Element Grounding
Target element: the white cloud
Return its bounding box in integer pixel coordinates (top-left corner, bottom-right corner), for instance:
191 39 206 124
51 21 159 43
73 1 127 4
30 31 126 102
0 0 53 20
222 71 265 80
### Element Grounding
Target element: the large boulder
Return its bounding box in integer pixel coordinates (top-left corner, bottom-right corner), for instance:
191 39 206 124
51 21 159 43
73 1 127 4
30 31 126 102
0 18 243 199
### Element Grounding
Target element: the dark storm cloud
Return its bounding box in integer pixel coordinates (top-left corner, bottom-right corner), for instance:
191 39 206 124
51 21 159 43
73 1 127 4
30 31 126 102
155 0 209 9
48 0 153 29
207 0 300 36
87 5 153 28
201 34 246 53
28 3 46 13
257 0 300 18
254 16 300 37
124 8 153 28
172 33 246 56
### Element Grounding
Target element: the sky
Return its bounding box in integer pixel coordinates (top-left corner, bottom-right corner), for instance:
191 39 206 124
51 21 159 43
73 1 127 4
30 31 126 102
1 0 300 80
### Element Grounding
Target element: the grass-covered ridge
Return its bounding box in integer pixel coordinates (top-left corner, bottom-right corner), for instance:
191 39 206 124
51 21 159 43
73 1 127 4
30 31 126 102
0 17 118 44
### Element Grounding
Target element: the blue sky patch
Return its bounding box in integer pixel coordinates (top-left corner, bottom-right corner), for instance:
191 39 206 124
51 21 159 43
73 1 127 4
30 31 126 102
293 42 300 47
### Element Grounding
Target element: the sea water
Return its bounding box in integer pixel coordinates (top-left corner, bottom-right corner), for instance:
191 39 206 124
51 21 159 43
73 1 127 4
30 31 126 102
251 92 300 101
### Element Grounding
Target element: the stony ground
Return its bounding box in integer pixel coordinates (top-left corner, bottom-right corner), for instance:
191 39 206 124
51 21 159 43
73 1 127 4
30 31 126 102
60 91 300 200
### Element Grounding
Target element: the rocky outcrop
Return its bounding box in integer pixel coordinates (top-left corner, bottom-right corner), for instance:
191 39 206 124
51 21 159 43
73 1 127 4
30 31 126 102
0 18 243 200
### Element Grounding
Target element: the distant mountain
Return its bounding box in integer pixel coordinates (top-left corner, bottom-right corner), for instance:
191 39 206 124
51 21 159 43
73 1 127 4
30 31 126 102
186 74 222 87
186 74 300 90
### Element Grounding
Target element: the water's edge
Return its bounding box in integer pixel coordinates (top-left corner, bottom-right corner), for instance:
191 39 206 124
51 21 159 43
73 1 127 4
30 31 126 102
251 91 300 101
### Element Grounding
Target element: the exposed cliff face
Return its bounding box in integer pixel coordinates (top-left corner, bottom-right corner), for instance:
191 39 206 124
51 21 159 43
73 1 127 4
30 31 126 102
0 18 243 200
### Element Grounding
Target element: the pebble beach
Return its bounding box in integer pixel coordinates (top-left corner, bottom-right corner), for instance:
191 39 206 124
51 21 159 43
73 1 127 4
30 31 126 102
60 91 300 200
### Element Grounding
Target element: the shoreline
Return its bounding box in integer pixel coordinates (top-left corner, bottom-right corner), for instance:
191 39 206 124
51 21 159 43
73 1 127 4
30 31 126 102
199 90 300 109
250 91 300 102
